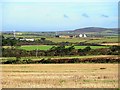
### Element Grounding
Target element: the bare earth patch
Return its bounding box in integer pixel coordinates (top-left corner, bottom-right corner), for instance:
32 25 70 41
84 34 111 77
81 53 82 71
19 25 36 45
1 64 118 88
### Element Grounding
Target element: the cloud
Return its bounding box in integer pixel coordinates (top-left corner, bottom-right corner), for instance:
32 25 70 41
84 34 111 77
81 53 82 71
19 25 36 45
63 14 69 19
101 14 109 18
82 13 89 18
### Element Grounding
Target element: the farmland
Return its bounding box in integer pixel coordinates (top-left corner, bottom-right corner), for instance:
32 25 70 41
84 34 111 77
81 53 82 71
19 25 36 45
46 37 118 43
19 45 53 51
1 55 117 63
4 34 118 44
1 64 118 88
2 28 119 88
18 45 109 51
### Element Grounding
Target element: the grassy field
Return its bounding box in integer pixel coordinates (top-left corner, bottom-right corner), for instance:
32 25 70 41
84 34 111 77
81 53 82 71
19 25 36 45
1 64 118 88
1 55 117 62
46 37 118 43
86 37 118 43
4 34 118 43
19 45 53 51
18 45 109 51
47 37 87 43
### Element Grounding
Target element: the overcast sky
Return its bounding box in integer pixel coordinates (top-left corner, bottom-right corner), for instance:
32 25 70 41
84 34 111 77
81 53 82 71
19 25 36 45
0 0 119 31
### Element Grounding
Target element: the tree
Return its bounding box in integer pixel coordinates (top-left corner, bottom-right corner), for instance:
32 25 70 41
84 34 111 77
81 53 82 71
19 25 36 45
110 45 120 52
67 46 75 52
41 37 46 41
10 39 17 47
109 46 120 55
83 46 91 52
78 49 86 56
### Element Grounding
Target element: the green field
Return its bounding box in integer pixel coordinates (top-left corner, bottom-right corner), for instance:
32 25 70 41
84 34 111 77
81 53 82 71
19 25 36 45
19 45 54 51
4 34 118 43
18 45 109 51
47 37 87 43
47 37 118 43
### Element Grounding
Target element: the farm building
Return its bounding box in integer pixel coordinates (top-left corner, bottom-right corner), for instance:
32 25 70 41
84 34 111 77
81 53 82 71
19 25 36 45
19 38 35 41
55 35 70 38
59 35 70 38
79 34 83 37
79 34 87 38
55 34 87 38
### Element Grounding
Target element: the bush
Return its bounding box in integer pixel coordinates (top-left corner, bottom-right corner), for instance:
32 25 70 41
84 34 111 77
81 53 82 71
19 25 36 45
3 59 16 64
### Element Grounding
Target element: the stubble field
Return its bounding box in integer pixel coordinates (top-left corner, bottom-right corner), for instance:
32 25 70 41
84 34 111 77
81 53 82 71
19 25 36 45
1 64 118 88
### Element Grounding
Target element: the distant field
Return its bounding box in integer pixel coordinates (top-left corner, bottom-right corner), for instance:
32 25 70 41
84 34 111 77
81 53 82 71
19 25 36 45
46 37 118 43
47 37 87 43
87 37 118 43
4 34 118 43
18 45 109 51
19 45 54 51
1 64 118 88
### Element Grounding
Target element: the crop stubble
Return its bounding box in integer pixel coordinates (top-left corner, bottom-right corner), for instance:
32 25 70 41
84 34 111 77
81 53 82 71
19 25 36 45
1 64 118 88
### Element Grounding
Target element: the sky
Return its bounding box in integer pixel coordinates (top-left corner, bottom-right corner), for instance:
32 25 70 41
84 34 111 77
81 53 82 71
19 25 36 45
0 0 119 32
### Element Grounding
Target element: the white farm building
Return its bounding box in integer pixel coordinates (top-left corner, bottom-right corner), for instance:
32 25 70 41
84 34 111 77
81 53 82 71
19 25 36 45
79 34 87 38
20 38 35 41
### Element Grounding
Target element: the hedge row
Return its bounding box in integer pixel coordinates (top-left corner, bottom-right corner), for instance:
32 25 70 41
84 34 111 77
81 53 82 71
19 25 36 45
2 57 119 64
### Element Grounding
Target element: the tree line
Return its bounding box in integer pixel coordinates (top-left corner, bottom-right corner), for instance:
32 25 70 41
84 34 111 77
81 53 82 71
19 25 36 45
3 56 119 64
2 36 103 46
2 45 119 57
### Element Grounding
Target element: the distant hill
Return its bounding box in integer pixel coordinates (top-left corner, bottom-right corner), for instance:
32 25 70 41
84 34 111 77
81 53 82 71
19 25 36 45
73 27 118 33
58 27 118 36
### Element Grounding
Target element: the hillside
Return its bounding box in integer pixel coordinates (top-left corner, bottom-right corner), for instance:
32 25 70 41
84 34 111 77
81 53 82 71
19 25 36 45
74 27 117 33
58 27 118 36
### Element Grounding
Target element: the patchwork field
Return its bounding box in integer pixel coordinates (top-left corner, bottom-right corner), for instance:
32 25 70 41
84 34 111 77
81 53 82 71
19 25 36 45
1 64 118 88
47 37 118 43
3 34 118 44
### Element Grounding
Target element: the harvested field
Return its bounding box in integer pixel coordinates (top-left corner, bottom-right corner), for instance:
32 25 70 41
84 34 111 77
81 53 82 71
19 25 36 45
101 43 119 46
1 64 118 88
